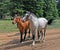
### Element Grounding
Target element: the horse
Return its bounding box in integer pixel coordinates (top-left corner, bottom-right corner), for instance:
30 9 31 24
23 12 48 45
12 15 30 43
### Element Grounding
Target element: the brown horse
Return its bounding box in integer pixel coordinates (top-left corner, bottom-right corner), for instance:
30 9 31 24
12 16 30 43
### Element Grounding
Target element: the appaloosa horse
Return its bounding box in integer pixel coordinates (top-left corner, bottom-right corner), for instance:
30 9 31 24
23 12 48 45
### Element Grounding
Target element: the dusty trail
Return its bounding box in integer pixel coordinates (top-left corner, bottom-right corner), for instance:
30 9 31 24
0 28 60 50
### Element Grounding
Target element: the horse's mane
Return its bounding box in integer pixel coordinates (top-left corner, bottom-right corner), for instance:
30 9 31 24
25 11 37 18
30 13 37 18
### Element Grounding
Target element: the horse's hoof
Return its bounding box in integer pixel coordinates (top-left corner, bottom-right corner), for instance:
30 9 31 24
39 39 43 43
42 40 45 42
40 40 45 43
21 42 24 43
20 41 22 43
32 43 35 46
32 42 35 46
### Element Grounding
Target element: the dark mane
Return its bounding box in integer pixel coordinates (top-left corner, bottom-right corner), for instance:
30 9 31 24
26 11 37 17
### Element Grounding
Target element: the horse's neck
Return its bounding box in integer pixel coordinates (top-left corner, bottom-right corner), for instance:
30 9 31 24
31 16 38 23
17 21 23 27
29 20 34 26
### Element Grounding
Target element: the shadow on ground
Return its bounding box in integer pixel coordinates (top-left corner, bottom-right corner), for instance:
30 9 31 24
0 39 32 50
0 32 41 50
7 33 20 37
0 38 40 50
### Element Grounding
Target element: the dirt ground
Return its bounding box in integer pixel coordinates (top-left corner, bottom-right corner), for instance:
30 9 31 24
0 28 60 50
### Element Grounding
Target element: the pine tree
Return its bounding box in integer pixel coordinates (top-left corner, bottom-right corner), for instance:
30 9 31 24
36 0 45 17
44 0 58 20
52 0 58 18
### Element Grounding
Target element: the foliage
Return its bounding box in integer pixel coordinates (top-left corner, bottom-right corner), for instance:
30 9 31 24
0 0 59 20
57 0 60 17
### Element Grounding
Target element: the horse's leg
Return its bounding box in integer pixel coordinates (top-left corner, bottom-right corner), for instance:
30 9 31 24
32 29 37 45
43 24 47 42
43 28 46 42
20 32 23 43
28 28 30 38
24 30 27 40
37 28 40 39
20 31 23 43
32 31 35 45
39 30 43 42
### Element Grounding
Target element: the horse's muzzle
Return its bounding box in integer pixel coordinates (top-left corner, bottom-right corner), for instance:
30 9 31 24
12 22 14 24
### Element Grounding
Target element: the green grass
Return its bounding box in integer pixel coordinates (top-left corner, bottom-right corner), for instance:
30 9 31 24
0 18 60 33
0 20 18 33
48 18 60 29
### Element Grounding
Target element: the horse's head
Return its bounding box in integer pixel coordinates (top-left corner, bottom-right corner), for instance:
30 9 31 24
23 12 38 24
23 12 31 21
12 16 21 24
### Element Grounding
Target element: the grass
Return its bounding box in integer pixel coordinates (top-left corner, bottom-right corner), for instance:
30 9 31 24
0 18 60 33
0 20 19 33
48 18 60 29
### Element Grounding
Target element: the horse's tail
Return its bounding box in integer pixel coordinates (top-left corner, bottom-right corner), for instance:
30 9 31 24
47 19 54 25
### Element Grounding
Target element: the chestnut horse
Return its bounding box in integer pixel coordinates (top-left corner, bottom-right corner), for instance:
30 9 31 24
12 16 30 43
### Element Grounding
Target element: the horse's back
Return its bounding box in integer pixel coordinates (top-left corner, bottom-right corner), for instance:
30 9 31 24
39 18 48 22
38 18 48 28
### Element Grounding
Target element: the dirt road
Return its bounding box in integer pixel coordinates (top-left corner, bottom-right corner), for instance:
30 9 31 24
0 28 60 50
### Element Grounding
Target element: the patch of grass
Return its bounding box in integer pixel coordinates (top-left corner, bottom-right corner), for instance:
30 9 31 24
48 18 60 29
0 20 18 33
0 18 60 33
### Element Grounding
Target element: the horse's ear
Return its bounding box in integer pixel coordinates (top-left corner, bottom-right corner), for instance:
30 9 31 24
15 14 18 17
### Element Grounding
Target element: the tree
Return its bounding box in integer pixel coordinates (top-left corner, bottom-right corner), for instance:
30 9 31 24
0 0 58 20
9 0 24 17
57 0 60 17
44 0 58 20
22 0 58 20
0 0 10 19
36 0 45 17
